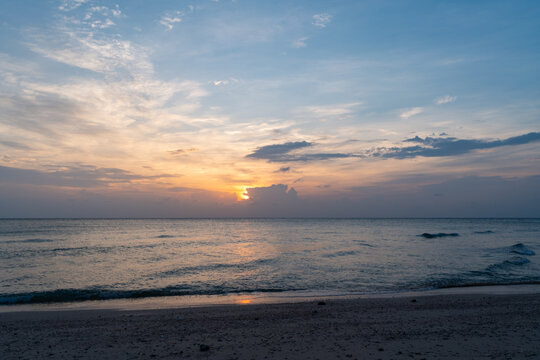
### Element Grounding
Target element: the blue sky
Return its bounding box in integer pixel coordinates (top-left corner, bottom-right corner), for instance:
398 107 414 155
0 0 539 217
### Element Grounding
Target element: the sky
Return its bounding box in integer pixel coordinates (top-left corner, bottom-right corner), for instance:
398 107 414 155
0 0 539 217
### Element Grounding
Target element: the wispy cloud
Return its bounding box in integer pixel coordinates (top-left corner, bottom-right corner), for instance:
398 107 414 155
59 3 124 30
435 95 456 104
292 37 308 48
400 107 423 119
28 30 153 75
160 11 184 31
211 78 239 86
296 102 361 119
59 0 88 11
10 11 210 171
374 132 540 159
312 13 332 28
80 5 123 29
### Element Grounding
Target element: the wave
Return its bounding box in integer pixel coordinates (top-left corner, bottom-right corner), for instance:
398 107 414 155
486 256 531 273
154 258 276 277
323 250 358 258
427 279 540 290
155 234 185 239
419 232 459 239
1 242 163 259
352 240 376 247
509 243 535 256
504 256 531 266
2 238 57 244
0 286 296 305
424 251 536 290
474 230 494 234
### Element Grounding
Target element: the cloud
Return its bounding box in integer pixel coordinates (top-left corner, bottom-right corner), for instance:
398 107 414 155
2 175 539 218
375 132 540 159
246 184 297 202
242 184 301 216
0 140 33 150
212 78 239 86
336 175 540 218
59 0 88 11
292 37 308 48
18 16 209 136
400 107 423 119
246 141 361 162
247 141 359 162
0 164 172 188
247 141 312 160
168 148 199 155
59 3 123 30
160 11 184 30
28 31 153 75
81 5 123 29
297 102 361 119
312 13 332 28
276 166 291 172
435 95 456 104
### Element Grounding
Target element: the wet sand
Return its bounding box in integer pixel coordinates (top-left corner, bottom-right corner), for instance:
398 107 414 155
1 291 540 359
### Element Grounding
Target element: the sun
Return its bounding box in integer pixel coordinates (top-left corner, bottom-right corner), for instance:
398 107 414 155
236 186 250 201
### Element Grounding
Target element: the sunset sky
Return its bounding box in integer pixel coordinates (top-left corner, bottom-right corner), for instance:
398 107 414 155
1 0 539 217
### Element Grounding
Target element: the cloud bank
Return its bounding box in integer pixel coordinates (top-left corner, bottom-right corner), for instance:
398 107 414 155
376 132 540 159
1 176 538 218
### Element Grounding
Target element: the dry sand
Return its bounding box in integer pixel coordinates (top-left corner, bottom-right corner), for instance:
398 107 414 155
1 291 540 359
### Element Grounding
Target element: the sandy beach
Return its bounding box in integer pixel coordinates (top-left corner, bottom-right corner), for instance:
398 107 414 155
1 289 539 359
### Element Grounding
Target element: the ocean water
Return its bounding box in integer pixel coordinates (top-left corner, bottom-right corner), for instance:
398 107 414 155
0 218 538 305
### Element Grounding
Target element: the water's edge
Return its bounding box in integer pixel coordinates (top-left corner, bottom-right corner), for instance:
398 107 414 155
1 284 539 313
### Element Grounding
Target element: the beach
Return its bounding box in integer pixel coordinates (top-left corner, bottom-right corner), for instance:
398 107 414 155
1 288 539 359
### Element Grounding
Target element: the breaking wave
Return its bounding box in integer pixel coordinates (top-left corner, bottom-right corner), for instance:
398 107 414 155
423 245 537 290
509 243 535 256
0 286 296 305
2 238 57 244
418 232 460 239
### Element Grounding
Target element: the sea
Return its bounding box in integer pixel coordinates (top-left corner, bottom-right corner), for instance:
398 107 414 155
0 218 538 306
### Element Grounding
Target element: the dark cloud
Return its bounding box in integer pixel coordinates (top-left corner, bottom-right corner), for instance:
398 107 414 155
246 184 298 203
168 148 199 155
241 184 300 216
276 166 290 172
247 141 360 162
247 141 311 160
376 132 540 159
0 165 172 188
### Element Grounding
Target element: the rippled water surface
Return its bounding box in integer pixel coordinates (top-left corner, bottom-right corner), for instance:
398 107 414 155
1 219 539 304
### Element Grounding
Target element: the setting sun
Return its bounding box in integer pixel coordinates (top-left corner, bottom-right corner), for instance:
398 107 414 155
236 186 251 201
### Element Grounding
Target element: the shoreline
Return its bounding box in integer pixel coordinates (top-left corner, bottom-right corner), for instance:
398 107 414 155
1 288 539 359
1 283 539 313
